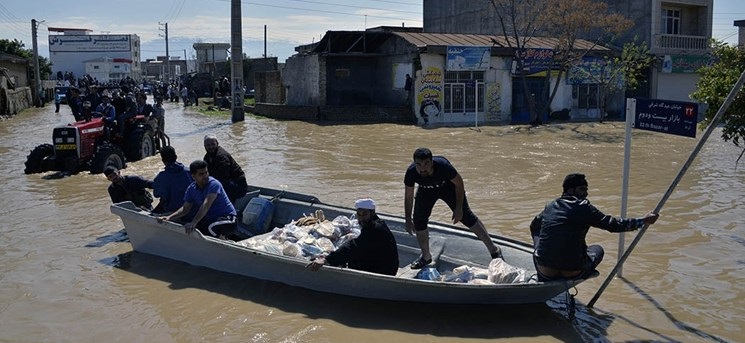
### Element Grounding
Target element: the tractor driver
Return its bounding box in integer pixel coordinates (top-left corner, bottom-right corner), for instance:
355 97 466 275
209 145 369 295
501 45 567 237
94 92 117 140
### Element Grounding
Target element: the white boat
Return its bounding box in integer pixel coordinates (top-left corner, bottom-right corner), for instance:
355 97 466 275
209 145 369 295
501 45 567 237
110 186 595 304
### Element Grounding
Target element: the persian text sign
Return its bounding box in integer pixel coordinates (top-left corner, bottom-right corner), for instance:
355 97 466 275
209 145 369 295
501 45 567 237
515 48 559 75
49 35 131 52
446 46 490 71
634 98 697 138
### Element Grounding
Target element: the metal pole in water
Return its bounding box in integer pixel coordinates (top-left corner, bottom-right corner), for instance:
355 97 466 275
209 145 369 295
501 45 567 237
588 69 745 308
617 98 636 277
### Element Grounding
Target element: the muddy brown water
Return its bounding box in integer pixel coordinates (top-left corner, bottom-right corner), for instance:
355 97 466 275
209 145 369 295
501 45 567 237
1 102 742 342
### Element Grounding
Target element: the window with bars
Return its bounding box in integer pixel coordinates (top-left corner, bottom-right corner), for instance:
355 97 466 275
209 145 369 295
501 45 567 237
662 8 681 35
443 71 485 114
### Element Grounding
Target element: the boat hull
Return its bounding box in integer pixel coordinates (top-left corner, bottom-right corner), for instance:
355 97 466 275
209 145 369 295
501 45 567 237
111 187 592 304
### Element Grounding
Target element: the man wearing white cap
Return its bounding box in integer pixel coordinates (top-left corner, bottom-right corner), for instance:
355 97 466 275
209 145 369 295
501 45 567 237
307 198 399 276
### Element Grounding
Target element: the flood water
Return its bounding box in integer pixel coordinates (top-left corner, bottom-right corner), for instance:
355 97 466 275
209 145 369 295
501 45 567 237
1 102 743 342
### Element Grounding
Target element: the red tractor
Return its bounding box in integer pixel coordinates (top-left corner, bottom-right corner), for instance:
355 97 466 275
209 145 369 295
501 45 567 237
24 113 162 175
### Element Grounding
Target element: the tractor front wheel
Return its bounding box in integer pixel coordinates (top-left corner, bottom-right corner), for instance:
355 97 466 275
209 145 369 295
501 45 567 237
24 144 54 174
90 143 126 174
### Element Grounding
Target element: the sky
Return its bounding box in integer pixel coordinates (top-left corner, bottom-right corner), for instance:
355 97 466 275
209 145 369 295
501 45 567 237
0 0 742 63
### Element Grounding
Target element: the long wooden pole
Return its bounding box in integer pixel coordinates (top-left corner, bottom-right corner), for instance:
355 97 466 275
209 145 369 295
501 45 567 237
587 69 745 308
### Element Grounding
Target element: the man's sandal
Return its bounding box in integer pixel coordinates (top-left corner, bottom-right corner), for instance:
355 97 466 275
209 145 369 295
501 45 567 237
410 256 432 270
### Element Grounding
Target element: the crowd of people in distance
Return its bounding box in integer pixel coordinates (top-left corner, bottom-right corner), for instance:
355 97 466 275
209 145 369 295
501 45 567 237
104 143 660 280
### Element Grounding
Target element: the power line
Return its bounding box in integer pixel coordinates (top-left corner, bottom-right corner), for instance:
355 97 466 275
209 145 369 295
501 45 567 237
171 0 187 22
0 8 29 35
162 0 181 22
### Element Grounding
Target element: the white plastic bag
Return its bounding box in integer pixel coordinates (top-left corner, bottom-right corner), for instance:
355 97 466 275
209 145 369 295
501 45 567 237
488 258 533 284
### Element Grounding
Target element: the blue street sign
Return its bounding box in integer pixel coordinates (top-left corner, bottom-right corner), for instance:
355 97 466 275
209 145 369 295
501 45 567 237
634 98 697 138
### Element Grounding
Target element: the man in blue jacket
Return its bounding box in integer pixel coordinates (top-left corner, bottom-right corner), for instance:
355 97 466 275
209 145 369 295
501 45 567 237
152 146 193 215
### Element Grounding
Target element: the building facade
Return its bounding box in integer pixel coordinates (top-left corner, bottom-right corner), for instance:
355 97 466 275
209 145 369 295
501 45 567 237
282 28 606 125
48 27 142 82
423 0 714 106
83 57 133 84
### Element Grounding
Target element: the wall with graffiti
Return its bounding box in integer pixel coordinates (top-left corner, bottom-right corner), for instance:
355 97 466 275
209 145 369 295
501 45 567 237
415 54 445 125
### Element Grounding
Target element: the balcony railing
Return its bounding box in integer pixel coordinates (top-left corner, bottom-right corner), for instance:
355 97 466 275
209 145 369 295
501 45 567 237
653 34 710 51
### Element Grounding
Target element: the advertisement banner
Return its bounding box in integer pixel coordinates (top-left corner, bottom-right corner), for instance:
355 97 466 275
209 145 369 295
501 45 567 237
671 55 713 73
49 35 132 52
514 48 558 75
446 46 491 71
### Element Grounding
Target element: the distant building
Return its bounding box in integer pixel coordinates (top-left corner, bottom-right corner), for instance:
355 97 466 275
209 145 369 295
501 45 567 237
84 57 133 84
141 56 188 81
193 43 230 74
48 27 142 81
736 20 745 48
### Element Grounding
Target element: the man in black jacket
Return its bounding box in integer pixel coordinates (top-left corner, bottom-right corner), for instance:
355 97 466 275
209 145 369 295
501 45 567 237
104 166 154 211
307 199 399 276
530 173 659 281
203 134 248 202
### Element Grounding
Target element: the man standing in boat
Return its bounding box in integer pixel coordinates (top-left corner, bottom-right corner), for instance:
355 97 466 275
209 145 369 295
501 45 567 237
203 134 249 203
306 199 399 276
156 160 238 240
404 148 502 269
530 173 659 281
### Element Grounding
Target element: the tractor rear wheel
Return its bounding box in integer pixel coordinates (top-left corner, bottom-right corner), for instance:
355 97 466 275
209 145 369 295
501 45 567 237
90 143 126 174
24 144 55 174
125 128 154 161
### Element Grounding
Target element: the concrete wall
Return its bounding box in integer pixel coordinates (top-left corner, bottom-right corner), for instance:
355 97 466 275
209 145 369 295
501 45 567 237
283 54 322 106
656 72 699 102
423 1 494 34
254 70 285 104
0 86 33 116
0 60 29 87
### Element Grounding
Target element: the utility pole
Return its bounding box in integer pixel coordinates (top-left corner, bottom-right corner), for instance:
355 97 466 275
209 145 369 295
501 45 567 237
31 19 43 107
183 49 187 73
159 22 170 80
231 0 244 122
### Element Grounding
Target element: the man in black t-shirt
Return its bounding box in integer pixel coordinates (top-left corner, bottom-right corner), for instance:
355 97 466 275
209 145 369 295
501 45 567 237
403 147 502 269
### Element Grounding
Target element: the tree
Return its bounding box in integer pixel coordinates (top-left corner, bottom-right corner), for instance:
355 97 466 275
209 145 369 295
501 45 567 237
488 0 551 125
488 0 632 125
568 39 654 120
0 38 53 80
690 40 745 158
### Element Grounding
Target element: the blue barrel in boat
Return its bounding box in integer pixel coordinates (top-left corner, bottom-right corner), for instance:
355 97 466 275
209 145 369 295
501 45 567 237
241 197 275 235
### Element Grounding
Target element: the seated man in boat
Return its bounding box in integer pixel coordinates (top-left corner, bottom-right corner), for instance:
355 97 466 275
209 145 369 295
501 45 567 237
152 146 193 215
156 160 238 240
104 166 154 211
306 199 399 276
203 134 249 203
530 173 659 281
404 147 502 269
